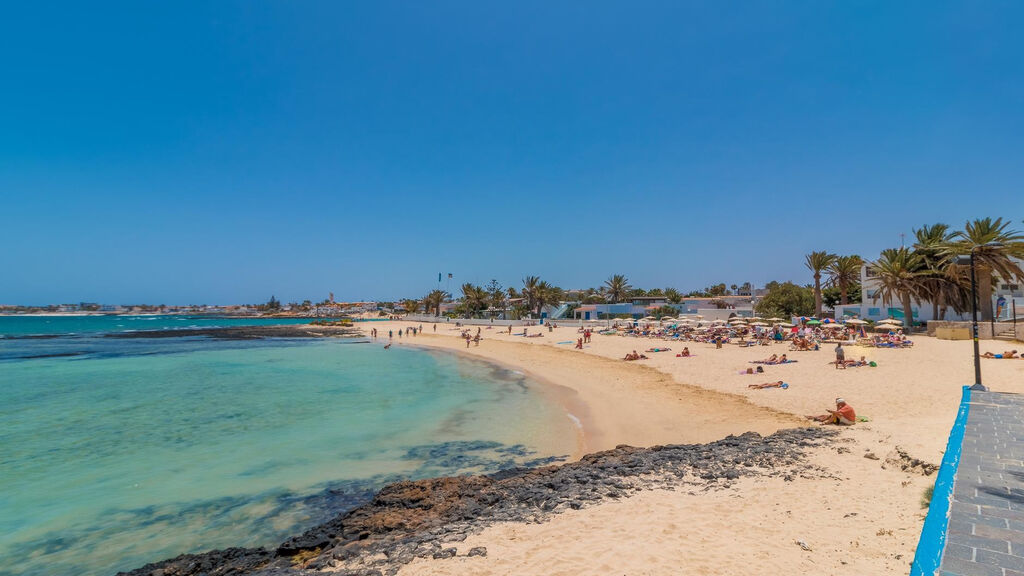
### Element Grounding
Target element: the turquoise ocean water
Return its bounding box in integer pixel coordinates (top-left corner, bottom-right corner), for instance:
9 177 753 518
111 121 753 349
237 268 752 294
0 317 576 576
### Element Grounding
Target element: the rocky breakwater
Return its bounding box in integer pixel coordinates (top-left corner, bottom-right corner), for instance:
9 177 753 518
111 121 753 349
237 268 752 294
120 427 836 576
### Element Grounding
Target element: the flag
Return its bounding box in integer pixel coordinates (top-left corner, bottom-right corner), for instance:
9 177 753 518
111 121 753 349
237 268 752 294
438 273 442 282
448 273 453 279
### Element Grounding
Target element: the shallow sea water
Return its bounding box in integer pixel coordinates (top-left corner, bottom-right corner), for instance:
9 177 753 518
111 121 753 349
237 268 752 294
0 323 576 576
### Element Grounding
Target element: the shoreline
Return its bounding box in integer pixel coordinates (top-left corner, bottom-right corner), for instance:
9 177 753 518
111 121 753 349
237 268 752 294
406 342 591 460
109 319 1024 575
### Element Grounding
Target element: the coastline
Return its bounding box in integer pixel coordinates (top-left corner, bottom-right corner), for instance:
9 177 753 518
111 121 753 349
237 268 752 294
115 320 1024 575
397 332 805 455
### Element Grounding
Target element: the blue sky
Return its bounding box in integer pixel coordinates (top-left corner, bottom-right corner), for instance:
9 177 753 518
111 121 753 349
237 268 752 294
2 1 1022 305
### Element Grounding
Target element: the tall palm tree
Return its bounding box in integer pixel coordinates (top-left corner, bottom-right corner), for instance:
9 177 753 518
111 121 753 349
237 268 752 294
604 274 632 303
826 255 863 306
805 251 837 318
402 299 420 314
521 276 542 315
869 248 924 329
948 218 1024 322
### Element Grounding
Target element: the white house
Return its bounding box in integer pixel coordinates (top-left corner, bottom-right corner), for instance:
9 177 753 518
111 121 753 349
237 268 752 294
834 261 1024 323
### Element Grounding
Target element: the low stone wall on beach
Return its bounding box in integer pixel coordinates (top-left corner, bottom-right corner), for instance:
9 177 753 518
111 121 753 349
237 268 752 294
927 320 1022 341
118 427 836 576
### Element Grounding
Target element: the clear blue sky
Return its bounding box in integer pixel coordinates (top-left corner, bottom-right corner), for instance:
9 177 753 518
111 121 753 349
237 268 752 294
2 2 1022 305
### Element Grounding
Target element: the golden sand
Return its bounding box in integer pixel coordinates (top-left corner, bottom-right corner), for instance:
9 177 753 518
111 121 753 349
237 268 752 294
358 320 1024 575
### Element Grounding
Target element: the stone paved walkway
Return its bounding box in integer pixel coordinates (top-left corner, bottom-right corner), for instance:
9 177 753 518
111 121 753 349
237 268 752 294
940 391 1024 576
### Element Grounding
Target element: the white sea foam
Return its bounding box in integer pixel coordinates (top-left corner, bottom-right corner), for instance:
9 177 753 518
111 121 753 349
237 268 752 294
566 412 583 429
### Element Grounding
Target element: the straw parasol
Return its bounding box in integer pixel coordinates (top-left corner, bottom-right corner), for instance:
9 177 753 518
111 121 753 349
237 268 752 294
766 317 785 322
845 319 868 325
750 321 769 327
779 322 794 327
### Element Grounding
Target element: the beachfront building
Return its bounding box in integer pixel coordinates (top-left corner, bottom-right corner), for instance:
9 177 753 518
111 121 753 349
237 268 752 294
833 262 1024 323
571 295 758 321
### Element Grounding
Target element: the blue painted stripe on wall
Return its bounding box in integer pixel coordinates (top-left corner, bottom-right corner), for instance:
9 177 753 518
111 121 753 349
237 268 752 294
909 385 972 576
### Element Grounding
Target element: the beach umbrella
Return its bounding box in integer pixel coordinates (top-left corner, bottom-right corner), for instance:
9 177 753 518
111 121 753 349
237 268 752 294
779 322 794 327
749 316 763 321
806 319 822 325
766 317 784 322
845 319 867 325
750 321 769 326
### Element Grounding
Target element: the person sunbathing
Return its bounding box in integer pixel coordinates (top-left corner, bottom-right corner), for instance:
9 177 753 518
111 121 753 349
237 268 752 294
645 347 671 353
982 350 1018 359
843 356 869 367
807 398 856 425
749 381 789 389
764 354 779 363
624 350 649 361
676 347 691 357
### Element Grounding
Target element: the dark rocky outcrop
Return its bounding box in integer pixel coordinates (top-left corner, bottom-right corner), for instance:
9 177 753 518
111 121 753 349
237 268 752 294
118 427 835 576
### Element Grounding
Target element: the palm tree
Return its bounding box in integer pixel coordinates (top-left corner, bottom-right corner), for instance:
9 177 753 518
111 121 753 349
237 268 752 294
423 289 448 316
912 224 963 320
664 287 682 304
869 248 923 329
604 274 632 303
402 298 420 314
948 218 1024 322
460 283 488 318
826 255 863 306
522 276 542 316
805 251 837 318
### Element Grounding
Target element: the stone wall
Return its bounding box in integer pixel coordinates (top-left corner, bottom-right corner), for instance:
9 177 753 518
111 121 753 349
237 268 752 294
927 320 1022 341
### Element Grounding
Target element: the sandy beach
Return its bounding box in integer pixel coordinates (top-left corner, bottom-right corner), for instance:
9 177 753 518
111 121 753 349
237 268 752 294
354 320 1024 576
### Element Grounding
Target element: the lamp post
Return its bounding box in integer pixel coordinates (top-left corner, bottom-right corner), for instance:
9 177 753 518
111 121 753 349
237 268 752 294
958 242 1004 392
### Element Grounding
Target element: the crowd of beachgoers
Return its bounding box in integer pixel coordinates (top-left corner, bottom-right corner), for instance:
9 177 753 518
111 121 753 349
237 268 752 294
600 317 916 350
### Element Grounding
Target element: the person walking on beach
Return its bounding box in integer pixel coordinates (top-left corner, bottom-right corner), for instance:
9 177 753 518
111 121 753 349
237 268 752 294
508 325 513 335
834 342 845 369
433 324 437 332
388 330 393 340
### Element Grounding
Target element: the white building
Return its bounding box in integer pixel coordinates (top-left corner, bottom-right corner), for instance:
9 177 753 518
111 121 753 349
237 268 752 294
834 262 1024 323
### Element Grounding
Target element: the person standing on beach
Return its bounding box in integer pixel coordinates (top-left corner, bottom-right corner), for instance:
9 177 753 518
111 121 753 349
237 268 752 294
835 342 845 369
433 324 437 332
508 325 513 335
389 330 393 340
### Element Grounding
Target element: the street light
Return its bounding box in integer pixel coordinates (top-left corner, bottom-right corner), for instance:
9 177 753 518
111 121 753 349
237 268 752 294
956 241 1004 391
